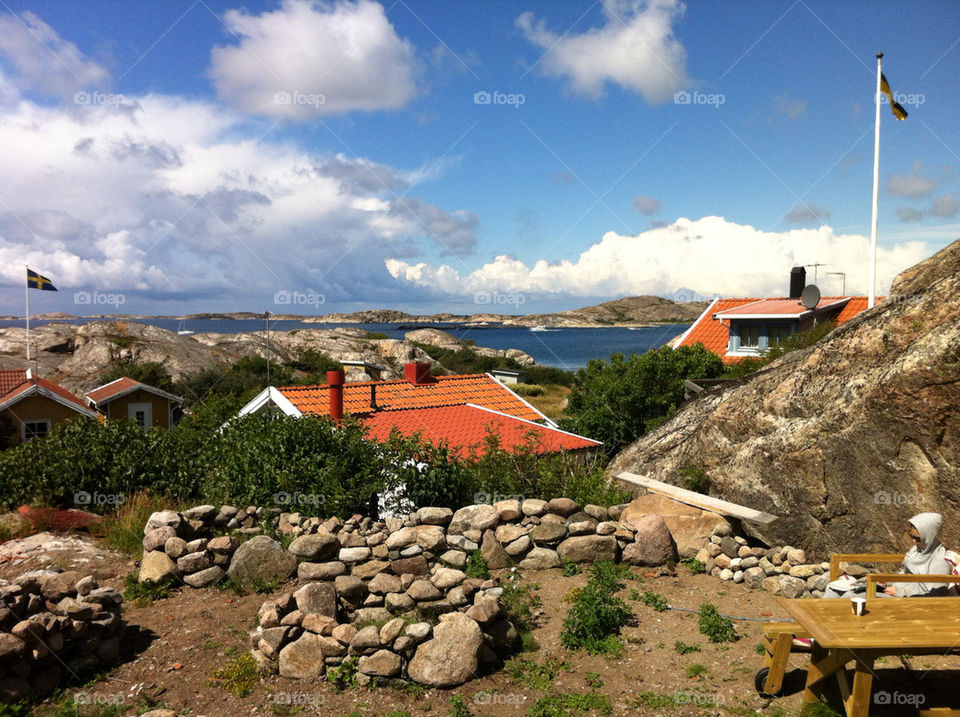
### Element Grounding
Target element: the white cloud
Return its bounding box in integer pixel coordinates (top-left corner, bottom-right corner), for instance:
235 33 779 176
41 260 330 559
209 0 418 119
516 0 687 102
386 216 931 299
0 12 109 98
0 93 475 304
930 193 959 218
633 194 661 215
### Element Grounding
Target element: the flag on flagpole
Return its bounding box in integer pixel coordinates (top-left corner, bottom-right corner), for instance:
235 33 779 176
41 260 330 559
880 73 908 120
26 268 57 291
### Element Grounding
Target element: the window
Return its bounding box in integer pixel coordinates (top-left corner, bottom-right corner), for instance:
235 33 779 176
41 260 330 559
740 324 760 348
769 325 792 347
128 402 152 429
23 419 50 442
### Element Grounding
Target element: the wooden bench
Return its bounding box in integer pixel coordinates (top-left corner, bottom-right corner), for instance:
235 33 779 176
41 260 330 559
756 620 812 696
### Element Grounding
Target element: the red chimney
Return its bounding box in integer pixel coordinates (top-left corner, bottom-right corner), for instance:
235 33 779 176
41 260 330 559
327 370 344 420
404 362 436 385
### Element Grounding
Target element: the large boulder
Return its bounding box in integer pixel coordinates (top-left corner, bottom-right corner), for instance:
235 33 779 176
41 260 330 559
448 505 499 534
288 533 339 561
407 612 483 687
294 583 337 618
621 513 676 566
278 633 326 679
557 535 618 563
226 536 297 588
618 494 729 558
606 240 960 554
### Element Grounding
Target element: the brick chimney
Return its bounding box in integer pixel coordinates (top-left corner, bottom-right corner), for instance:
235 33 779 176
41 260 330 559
327 370 344 420
404 362 436 385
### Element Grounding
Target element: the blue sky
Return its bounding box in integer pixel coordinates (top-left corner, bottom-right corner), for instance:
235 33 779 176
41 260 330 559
0 0 957 315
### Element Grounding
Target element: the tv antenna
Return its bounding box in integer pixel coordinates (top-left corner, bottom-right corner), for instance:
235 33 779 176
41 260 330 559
826 271 846 295
804 263 827 285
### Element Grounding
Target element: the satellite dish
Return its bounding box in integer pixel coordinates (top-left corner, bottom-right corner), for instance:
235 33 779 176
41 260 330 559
800 284 821 309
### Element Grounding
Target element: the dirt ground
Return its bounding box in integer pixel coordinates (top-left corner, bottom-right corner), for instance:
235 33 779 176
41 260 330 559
4 532 960 717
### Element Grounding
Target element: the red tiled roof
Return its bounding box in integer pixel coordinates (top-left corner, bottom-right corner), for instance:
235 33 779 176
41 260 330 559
0 372 94 414
0 369 28 396
716 297 849 317
277 373 547 423
676 296 881 364
361 404 601 458
85 377 140 404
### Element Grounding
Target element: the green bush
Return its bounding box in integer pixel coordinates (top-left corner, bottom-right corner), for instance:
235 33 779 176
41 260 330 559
465 551 491 579
561 345 724 456
640 590 669 612
698 602 738 643
560 561 632 654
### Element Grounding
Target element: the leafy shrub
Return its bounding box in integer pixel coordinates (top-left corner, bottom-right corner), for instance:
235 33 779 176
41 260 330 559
512 383 544 397
560 561 632 654
685 663 708 678
123 573 175 606
327 656 360 691
640 590 669 612
561 559 582 577
698 602 738 643
506 657 569 690
679 557 706 574
448 695 474 717
528 692 612 717
464 551 490 580
674 641 701 655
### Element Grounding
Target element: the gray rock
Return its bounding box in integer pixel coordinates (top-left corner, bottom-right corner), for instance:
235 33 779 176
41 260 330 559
358 649 402 677
183 566 224 588
530 522 567 545
226 536 297 588
417 507 454 526
407 612 483 687
298 561 347 581
294 583 337 618
480 530 511 570
279 633 326 678
143 526 177 552
144 510 181 534
164 536 188 560
338 547 371 563
350 625 381 653
288 533 339 561
518 547 561 570
521 499 548 516
557 535 618 563
177 550 213 574
449 504 500 534
139 551 178 583
181 504 217 522
504 535 532 557
622 514 675 566
547 497 580 517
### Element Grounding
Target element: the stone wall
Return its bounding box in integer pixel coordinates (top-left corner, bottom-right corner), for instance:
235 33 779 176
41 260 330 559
0 571 125 701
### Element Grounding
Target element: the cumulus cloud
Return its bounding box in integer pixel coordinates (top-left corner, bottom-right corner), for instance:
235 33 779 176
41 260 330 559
209 0 418 119
633 194 661 215
785 202 831 224
516 0 687 102
386 216 930 300
0 93 476 306
0 11 110 97
887 160 953 198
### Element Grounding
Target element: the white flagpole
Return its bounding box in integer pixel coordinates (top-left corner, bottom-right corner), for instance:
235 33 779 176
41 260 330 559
868 52 883 309
24 265 30 363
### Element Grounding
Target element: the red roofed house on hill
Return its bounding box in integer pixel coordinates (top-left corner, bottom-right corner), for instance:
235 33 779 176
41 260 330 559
85 377 184 429
0 368 99 444
237 362 601 458
672 267 880 364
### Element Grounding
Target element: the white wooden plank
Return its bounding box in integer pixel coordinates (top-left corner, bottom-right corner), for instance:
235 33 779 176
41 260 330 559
614 471 779 524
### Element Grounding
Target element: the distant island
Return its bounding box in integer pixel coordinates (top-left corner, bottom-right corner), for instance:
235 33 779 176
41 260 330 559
16 295 708 328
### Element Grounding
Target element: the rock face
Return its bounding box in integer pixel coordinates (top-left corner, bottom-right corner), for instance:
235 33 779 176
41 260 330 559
226 536 297 588
607 239 960 554
407 613 483 687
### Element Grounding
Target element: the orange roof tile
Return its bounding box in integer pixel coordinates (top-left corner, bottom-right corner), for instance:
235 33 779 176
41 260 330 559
675 296 880 364
0 373 95 415
360 404 601 459
277 373 547 423
0 369 28 396
85 377 183 406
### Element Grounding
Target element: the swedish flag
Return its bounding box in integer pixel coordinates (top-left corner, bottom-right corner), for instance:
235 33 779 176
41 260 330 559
880 73 908 120
27 268 57 291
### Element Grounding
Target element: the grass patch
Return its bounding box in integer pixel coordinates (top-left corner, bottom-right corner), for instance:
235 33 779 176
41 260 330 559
560 559 582 577
685 663 708 679
584 671 603 688
560 561 632 655
698 603 738 643
327 656 360 692
448 695 474 717
123 572 175 607
674 641 701 655
527 692 612 717
679 557 706 574
799 704 843 717
95 491 173 555
209 653 259 697
505 657 570 690
512 383 545 397
464 550 490 580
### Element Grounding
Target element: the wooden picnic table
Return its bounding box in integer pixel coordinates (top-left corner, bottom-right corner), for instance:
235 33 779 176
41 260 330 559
778 596 960 716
